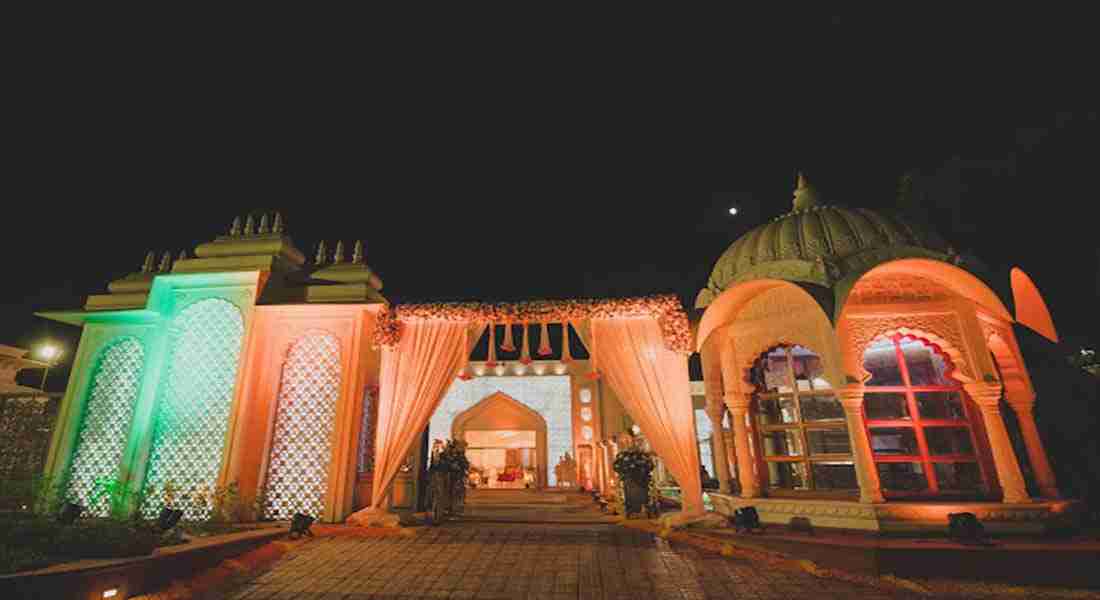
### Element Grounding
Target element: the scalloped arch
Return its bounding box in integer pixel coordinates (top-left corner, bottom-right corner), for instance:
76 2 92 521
857 327 974 384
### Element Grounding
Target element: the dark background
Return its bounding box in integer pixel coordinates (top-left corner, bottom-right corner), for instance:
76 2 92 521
2 14 1097 388
4 110 1096 388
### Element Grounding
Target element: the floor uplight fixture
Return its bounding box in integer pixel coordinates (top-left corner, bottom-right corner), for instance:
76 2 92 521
290 513 315 538
157 507 184 531
59 501 83 525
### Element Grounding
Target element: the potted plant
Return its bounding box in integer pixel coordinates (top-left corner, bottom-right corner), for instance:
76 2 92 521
428 439 470 524
613 447 654 517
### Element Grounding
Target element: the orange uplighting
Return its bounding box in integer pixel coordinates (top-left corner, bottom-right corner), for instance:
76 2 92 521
1010 267 1059 342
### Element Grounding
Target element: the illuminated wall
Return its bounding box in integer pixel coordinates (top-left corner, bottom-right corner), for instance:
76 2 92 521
429 376 572 486
142 298 245 519
65 337 145 516
261 332 342 520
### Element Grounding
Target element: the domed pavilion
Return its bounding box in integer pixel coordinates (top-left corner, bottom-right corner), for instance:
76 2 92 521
693 174 1067 532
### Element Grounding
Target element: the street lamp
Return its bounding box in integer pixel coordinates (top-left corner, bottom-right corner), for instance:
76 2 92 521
35 342 63 391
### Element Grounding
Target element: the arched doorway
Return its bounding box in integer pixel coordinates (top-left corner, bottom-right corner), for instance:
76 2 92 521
452 391 549 489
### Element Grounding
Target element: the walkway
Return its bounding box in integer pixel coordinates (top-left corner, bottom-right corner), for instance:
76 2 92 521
224 521 927 599
458 488 620 524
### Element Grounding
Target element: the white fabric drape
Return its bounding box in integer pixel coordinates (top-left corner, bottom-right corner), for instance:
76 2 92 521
358 319 471 513
591 317 704 517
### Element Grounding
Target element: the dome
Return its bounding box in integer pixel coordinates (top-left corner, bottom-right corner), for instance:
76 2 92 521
699 176 953 306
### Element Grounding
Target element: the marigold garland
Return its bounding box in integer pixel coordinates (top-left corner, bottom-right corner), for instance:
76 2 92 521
374 295 691 353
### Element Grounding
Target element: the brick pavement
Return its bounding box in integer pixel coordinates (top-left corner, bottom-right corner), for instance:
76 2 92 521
224 522 927 600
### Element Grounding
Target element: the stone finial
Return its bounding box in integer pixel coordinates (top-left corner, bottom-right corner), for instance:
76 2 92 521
334 241 346 264
352 240 364 264
142 251 156 273
272 212 284 234
258 213 270 234
229 216 242 236
792 172 820 211
315 240 328 266
158 251 172 273
244 214 255 236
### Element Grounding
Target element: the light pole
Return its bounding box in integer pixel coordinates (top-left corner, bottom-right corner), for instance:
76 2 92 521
35 343 62 391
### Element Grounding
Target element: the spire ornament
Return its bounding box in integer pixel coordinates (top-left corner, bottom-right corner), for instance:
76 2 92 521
792 172 820 212
272 212 284 234
258 213 270 234
229 216 242 236
352 240 364 264
244 215 255 236
142 251 156 273
315 241 328 266
334 241 346 264
177 250 188 262
158 252 172 273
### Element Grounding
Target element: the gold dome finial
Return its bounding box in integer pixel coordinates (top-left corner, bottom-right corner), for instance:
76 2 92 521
792 171 820 211
315 240 328 265
334 240 346 264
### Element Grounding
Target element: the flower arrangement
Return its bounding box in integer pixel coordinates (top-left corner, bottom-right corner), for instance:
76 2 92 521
612 447 655 485
374 294 691 354
429 439 470 475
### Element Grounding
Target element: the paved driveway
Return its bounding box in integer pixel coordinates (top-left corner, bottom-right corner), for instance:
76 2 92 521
224 522 925 600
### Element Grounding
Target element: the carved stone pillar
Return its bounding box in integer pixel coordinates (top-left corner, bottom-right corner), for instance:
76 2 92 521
965 382 1030 504
722 392 759 498
704 403 733 494
1005 394 1060 498
836 385 885 504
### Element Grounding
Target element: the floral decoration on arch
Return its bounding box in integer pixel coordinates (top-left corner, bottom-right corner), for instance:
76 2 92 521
374 294 692 354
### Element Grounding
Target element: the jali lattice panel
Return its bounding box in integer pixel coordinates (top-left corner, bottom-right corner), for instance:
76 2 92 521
142 298 244 520
66 337 145 516
262 332 341 520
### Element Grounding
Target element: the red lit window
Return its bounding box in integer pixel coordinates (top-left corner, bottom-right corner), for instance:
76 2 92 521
750 346 856 494
863 336 985 496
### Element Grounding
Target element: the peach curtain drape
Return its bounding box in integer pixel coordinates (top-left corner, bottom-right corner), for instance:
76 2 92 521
591 317 704 517
365 319 472 510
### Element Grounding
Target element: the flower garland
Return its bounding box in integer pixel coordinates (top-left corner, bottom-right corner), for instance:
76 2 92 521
374 294 691 353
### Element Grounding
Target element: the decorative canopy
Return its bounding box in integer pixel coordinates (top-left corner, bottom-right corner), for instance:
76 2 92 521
373 295 692 354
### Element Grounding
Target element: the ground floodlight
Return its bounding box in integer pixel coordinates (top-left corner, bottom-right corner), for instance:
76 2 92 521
290 513 316 538
157 507 184 531
59 502 83 525
948 512 988 544
731 506 762 533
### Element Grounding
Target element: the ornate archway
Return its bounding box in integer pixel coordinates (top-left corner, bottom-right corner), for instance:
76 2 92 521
452 391 549 489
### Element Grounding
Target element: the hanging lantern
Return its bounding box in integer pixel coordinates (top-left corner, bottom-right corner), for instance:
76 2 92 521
501 322 516 352
486 323 498 367
537 321 552 356
520 322 533 365
561 322 573 363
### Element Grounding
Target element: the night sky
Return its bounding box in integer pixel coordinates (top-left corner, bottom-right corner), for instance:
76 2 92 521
3 43 1097 389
